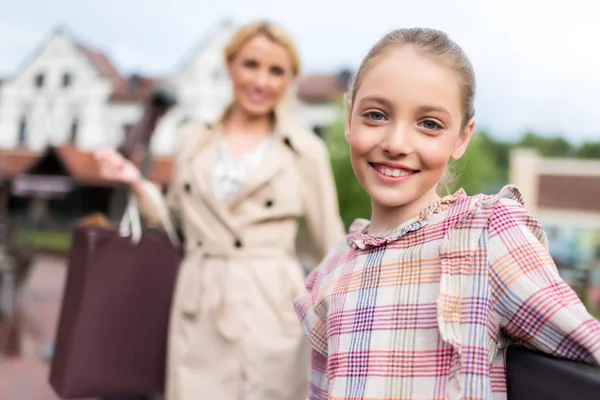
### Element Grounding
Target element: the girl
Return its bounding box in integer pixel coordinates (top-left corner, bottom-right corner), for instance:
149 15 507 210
294 28 600 400
96 21 345 400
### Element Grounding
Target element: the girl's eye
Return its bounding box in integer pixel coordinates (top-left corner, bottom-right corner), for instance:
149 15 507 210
419 119 442 130
365 111 386 121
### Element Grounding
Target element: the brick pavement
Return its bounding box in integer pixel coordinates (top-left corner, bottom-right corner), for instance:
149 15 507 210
0 254 66 400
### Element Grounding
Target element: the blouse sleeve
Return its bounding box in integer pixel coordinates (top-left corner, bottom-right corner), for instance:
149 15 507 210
487 195 600 364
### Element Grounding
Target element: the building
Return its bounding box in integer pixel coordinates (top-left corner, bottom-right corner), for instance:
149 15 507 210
509 149 600 306
0 27 153 152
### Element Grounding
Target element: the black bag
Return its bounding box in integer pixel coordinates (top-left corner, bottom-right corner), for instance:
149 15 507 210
506 343 600 400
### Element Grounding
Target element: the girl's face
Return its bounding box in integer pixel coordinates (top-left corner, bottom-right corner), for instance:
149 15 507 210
346 46 474 222
228 34 294 118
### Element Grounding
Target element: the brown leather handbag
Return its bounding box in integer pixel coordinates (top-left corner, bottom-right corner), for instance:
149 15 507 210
49 184 182 398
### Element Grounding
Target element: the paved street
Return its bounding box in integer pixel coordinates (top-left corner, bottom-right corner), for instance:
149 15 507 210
0 254 66 400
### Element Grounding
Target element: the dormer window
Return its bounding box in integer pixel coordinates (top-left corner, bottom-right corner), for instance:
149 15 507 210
62 72 73 87
34 73 45 88
128 74 143 90
69 118 79 143
17 116 28 146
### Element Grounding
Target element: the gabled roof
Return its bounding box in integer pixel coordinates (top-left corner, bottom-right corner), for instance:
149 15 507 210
0 149 40 180
0 146 173 187
2 26 159 104
76 43 121 81
297 72 350 104
109 75 162 103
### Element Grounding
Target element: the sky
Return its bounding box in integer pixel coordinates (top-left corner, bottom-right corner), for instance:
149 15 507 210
1 0 599 143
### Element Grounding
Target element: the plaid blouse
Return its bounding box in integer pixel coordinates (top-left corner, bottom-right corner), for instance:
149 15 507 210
294 185 600 400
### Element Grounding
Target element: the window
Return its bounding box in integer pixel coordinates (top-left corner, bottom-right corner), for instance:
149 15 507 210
34 73 45 88
128 74 142 90
123 124 134 137
69 118 79 143
62 72 72 87
17 116 28 146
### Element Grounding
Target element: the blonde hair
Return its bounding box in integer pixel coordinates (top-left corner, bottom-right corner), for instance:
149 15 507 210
347 28 475 129
224 20 301 77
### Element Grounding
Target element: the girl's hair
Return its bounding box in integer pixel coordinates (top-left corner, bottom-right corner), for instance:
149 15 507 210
224 20 301 77
347 28 475 129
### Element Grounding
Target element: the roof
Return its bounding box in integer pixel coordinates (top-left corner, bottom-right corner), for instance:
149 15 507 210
145 156 174 185
538 174 600 213
75 42 159 104
297 72 350 104
109 75 162 103
0 146 173 187
0 149 40 180
76 43 122 81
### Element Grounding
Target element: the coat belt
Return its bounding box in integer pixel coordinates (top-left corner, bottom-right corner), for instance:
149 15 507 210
178 244 292 341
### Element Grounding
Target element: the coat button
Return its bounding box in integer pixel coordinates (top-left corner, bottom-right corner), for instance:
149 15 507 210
183 182 191 193
265 199 274 208
197 240 202 247
234 239 243 249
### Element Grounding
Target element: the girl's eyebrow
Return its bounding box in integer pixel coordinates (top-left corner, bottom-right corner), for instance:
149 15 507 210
357 95 393 108
417 105 451 117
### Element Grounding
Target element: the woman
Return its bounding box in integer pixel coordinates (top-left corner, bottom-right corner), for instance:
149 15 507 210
95 21 345 400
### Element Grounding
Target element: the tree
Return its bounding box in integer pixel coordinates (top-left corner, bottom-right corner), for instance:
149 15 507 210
450 131 504 195
577 142 600 159
517 132 575 158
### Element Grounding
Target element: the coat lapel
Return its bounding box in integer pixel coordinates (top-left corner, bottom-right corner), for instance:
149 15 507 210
188 124 241 236
226 135 289 210
185 110 302 228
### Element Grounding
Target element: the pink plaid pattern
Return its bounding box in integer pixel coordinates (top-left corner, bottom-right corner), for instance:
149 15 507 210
295 185 600 400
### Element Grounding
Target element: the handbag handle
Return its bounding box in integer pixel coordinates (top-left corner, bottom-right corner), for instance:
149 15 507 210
119 181 181 248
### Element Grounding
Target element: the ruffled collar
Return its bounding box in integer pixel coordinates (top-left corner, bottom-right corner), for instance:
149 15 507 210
347 189 466 250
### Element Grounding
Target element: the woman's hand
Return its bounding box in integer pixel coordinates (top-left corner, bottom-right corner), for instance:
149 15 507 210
94 148 144 195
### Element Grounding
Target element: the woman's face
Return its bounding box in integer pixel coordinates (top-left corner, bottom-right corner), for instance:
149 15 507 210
228 34 294 118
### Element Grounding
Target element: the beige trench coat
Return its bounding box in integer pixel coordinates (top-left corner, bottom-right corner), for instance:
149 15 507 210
137 112 344 400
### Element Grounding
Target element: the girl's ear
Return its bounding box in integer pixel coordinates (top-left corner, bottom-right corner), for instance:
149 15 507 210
450 119 475 160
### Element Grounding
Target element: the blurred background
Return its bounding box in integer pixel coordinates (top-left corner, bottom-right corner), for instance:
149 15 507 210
1 0 600 398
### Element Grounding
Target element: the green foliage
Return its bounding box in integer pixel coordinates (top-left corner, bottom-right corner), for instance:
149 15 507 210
449 131 504 195
577 142 600 159
16 229 71 253
323 115 371 229
517 132 575 157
